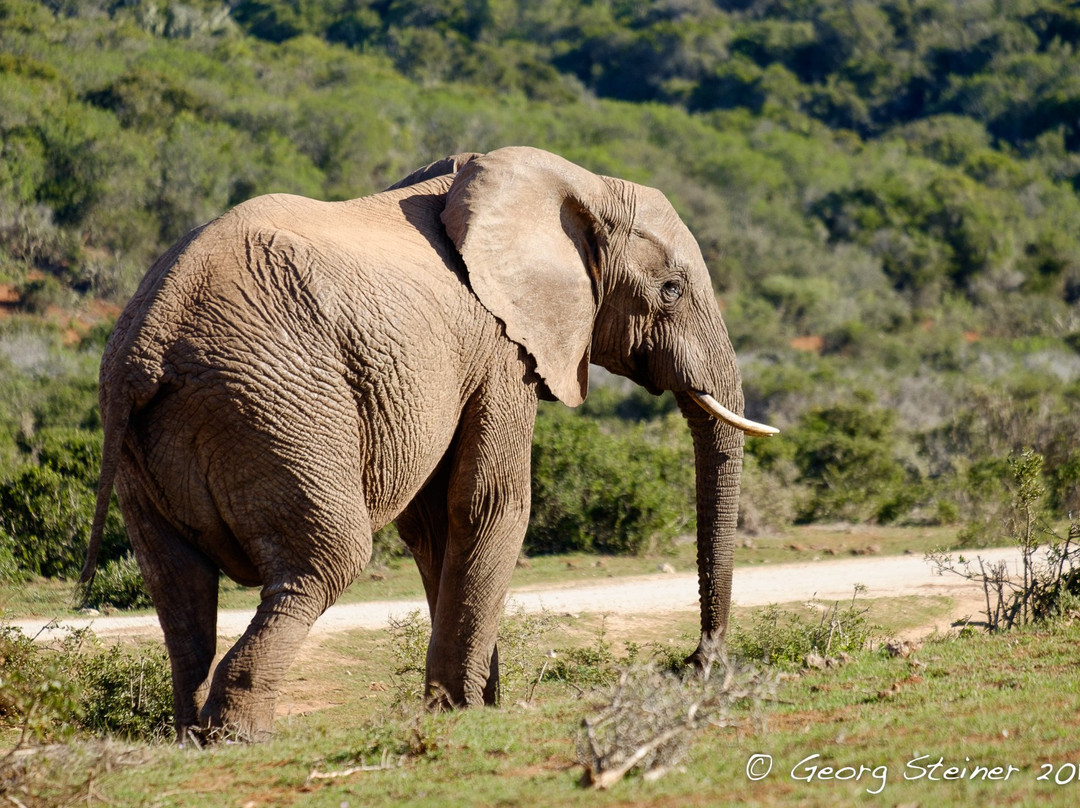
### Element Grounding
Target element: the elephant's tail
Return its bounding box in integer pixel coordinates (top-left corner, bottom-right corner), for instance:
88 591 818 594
79 395 133 586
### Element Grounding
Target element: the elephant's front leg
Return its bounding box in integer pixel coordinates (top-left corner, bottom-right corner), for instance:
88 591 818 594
425 360 538 707
398 463 501 705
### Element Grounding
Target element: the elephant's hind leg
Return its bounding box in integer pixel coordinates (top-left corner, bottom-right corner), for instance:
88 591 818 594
200 492 373 741
200 584 332 740
114 473 219 740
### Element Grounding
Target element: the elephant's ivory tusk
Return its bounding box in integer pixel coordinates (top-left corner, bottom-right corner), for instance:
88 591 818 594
689 391 780 437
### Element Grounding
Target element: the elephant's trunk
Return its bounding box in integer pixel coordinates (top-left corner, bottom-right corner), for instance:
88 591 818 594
675 390 748 675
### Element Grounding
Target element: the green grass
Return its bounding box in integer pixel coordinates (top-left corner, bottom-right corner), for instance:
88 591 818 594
0 524 963 619
20 608 1078 807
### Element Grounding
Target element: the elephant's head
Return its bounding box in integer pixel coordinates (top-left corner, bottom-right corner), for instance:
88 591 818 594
440 146 777 664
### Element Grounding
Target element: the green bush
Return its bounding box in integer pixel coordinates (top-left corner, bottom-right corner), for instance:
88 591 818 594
75 639 172 741
788 402 917 524
953 456 1012 548
0 625 83 746
0 429 127 578
729 588 875 669
527 407 693 556
79 553 152 610
0 625 171 744
0 465 98 577
29 426 102 480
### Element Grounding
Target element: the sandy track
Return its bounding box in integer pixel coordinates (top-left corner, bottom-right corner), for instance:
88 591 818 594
12 547 1020 642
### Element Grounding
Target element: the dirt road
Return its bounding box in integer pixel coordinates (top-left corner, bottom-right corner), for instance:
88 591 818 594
13 547 1020 642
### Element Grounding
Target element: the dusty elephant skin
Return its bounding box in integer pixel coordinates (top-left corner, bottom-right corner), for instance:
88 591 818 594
81 146 776 742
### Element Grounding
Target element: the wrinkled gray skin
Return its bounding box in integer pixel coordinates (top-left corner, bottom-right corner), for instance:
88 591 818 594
84 147 761 742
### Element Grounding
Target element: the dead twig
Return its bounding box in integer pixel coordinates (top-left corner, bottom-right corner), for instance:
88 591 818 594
306 749 405 783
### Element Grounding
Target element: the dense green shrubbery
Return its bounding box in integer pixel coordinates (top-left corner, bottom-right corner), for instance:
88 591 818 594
74 638 172 739
527 405 694 556
6 0 1080 328
0 427 127 579
0 625 172 744
790 403 918 523
745 399 921 525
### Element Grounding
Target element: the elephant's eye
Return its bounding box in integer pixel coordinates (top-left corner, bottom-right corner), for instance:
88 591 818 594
660 280 683 304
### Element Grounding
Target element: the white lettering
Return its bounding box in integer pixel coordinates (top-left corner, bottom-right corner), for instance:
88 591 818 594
790 754 888 794
906 755 1019 782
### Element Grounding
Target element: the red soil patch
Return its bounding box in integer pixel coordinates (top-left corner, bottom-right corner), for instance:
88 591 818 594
789 335 824 353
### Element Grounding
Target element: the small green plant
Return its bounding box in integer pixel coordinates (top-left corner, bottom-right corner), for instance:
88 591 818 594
385 610 429 704
496 604 561 703
729 586 875 669
546 644 622 690
542 619 641 690
929 448 1080 631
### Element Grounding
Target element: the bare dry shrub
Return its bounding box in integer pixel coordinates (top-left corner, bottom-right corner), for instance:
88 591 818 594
577 654 777 789
929 449 1080 631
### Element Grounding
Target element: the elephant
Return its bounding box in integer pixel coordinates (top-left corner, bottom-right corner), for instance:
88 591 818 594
81 146 776 742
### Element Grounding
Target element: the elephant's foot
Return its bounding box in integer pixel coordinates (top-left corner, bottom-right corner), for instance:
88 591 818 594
190 696 276 744
177 723 261 748
684 632 727 678
424 662 497 709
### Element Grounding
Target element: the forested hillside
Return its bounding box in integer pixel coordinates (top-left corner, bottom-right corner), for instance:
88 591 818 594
2 0 1079 586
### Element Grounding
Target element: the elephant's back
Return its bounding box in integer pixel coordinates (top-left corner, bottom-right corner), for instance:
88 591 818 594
110 179 489 387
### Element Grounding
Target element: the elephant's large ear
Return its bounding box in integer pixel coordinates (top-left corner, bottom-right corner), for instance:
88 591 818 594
441 147 608 406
